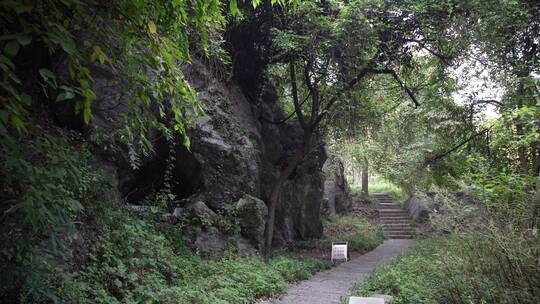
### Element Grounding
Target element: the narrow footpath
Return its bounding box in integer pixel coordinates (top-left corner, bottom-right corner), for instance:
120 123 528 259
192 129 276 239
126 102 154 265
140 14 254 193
273 193 414 304
273 239 413 304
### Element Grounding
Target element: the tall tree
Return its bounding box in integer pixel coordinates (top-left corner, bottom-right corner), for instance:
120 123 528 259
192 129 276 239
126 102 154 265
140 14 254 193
262 0 468 252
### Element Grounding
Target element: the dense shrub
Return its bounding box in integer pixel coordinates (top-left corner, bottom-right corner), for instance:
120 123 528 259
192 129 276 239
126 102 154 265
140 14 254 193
0 128 331 303
54 208 331 304
351 230 540 304
0 128 112 302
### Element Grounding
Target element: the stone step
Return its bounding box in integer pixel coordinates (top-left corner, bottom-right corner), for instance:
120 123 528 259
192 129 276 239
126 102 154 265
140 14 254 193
384 229 414 234
383 223 412 227
382 222 411 226
384 228 413 233
380 219 410 223
379 210 404 213
379 212 409 217
380 220 410 223
385 235 414 239
378 205 402 209
383 224 411 228
384 230 413 235
378 207 403 211
379 211 408 214
375 193 414 239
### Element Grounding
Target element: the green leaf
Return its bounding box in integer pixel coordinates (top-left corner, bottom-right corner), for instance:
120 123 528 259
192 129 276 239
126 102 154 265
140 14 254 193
148 21 157 34
0 54 15 69
59 36 76 55
230 0 240 16
10 114 26 133
39 68 58 87
39 68 56 81
4 41 20 57
56 91 75 102
20 93 32 106
0 110 8 125
16 35 32 46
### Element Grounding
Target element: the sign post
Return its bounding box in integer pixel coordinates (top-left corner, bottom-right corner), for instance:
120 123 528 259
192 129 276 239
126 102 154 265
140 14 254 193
331 241 348 262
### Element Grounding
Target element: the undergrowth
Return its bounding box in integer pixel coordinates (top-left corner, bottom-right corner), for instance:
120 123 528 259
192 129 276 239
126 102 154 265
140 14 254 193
0 129 331 303
55 207 331 304
322 215 384 253
350 231 540 304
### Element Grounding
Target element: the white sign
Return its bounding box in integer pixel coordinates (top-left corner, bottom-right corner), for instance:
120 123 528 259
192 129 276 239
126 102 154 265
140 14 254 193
331 242 348 262
349 297 385 304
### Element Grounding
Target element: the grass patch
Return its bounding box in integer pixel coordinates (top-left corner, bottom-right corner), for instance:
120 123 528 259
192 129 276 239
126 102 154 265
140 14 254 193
350 231 540 304
369 178 407 203
350 185 361 198
322 215 384 253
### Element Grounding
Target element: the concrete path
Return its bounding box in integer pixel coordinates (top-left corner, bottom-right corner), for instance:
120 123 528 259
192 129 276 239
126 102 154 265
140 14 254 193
273 239 413 304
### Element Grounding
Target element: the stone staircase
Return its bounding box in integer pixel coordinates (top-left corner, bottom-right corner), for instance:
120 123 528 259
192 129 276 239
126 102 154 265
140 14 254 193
373 193 414 239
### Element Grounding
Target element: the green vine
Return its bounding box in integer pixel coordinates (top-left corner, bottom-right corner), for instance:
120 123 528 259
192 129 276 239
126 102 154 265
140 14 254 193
0 0 228 166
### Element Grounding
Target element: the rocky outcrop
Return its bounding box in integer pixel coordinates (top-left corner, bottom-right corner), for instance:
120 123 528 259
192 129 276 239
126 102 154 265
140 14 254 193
234 195 268 249
321 158 352 216
180 61 327 247
404 195 432 223
274 152 326 245
184 200 219 226
49 10 335 252
405 191 476 224
58 57 330 252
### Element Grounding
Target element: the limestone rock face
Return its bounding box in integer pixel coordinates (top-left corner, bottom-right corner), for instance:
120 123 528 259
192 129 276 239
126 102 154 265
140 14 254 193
68 58 331 252
322 179 337 215
192 227 228 255
274 157 326 245
234 195 268 249
321 158 352 216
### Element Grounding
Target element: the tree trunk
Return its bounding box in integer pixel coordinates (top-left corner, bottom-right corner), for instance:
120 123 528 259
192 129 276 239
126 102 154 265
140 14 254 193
361 161 369 199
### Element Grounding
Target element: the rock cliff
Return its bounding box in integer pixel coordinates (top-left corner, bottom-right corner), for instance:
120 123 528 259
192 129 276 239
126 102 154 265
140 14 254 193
49 10 352 252
56 57 339 252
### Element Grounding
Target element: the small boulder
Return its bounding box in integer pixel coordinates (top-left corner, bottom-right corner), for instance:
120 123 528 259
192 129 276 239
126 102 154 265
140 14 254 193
193 227 228 255
404 196 431 223
184 200 219 226
234 195 268 250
